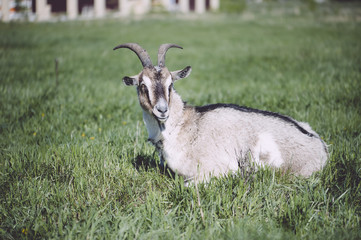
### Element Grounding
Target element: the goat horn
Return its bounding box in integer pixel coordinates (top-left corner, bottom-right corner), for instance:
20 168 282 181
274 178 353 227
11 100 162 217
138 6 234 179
157 43 183 68
113 43 153 68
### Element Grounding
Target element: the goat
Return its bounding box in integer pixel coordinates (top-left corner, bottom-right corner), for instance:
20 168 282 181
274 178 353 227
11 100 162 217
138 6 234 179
113 43 328 184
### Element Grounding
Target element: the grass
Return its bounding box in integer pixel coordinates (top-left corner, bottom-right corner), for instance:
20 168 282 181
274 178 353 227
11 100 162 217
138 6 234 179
1 2 361 239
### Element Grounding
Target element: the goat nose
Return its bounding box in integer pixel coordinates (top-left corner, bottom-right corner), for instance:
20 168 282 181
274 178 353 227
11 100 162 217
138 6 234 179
156 105 168 113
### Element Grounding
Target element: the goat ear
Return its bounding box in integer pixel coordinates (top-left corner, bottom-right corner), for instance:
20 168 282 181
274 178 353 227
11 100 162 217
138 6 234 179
122 75 139 86
171 66 192 82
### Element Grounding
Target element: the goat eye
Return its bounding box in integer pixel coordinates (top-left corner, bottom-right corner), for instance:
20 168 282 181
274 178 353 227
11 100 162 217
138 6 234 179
140 84 148 93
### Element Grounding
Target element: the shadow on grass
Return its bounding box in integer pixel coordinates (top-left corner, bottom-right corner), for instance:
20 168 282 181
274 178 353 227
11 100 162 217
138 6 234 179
132 153 176 179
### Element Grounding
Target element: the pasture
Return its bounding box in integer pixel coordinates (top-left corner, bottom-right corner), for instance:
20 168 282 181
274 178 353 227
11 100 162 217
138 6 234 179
1 3 361 239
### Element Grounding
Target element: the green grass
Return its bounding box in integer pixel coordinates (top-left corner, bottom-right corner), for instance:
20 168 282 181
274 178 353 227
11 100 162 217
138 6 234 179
1 3 361 239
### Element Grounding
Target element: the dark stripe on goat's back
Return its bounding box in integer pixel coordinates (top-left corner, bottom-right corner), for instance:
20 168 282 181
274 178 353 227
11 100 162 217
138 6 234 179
195 103 315 138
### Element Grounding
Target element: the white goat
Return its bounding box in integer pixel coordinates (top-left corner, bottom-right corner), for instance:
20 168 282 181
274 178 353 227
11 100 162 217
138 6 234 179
114 43 328 184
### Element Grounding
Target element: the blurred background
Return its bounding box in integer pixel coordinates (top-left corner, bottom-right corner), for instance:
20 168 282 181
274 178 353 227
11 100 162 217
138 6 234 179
1 0 360 22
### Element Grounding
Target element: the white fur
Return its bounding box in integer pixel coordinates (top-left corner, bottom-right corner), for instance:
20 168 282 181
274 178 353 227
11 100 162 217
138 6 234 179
142 76 154 102
165 75 172 86
253 133 283 168
143 111 161 143
142 75 152 87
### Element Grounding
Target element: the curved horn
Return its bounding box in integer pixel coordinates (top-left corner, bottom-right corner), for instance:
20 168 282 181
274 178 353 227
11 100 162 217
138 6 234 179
113 43 153 68
157 43 183 68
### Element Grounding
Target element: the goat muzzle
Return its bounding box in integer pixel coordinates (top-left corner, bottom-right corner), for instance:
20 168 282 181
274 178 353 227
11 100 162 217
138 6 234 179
153 98 169 122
